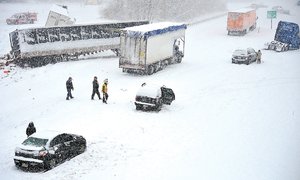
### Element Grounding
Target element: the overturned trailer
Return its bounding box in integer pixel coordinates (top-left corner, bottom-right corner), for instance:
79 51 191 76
119 22 187 75
265 21 300 52
8 21 148 67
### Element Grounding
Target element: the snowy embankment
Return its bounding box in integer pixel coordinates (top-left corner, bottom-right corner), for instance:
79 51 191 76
0 1 300 180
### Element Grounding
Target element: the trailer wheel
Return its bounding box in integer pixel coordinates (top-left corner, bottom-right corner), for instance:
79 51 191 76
176 56 182 63
147 65 155 75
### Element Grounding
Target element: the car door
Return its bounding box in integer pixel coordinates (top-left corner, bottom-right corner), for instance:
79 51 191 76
247 48 256 62
50 134 69 162
161 87 175 105
62 134 77 157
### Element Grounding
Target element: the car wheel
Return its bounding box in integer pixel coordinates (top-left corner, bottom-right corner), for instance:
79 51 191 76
45 159 56 170
78 144 86 154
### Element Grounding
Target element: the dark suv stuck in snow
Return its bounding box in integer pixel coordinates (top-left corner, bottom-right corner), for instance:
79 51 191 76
135 83 175 111
14 131 86 171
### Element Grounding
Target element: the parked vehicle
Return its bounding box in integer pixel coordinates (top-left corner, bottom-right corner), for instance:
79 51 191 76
265 21 300 52
227 8 257 35
232 48 257 65
6 12 37 25
271 6 290 15
14 131 86 171
119 22 186 75
8 21 148 67
135 83 175 111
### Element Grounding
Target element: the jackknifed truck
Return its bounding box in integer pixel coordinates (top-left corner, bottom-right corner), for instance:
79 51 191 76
265 21 300 52
119 22 187 75
7 21 148 67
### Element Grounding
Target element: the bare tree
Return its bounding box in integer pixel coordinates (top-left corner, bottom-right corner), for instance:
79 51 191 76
102 0 226 22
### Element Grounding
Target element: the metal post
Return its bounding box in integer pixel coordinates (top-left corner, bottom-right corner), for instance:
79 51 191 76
271 18 272 29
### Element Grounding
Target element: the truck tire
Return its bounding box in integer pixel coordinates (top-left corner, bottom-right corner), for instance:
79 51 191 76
147 65 154 75
136 104 142 110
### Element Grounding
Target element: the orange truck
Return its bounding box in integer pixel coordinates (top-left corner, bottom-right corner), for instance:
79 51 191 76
227 8 257 35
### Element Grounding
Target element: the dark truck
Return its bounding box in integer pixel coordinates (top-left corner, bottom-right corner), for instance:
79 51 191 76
265 21 300 52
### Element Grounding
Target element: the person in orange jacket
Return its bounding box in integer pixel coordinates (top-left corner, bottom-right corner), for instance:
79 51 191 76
102 78 108 104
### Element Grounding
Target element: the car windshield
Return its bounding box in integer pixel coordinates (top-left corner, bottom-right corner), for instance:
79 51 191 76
22 137 48 147
233 50 246 56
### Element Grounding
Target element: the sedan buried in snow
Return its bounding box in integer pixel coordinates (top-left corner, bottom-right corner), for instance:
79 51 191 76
135 83 175 111
232 48 257 65
14 131 86 171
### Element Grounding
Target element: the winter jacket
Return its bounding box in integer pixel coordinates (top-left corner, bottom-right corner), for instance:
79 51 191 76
66 79 73 90
26 123 36 137
257 51 262 59
93 80 99 89
102 83 108 93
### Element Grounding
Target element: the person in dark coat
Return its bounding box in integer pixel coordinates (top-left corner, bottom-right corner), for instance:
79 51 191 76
102 78 108 104
91 76 101 100
66 77 74 100
26 122 36 137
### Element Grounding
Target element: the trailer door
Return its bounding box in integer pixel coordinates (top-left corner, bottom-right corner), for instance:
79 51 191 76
122 35 145 67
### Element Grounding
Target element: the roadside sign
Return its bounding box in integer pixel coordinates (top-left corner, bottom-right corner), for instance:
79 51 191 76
267 11 277 29
267 11 277 19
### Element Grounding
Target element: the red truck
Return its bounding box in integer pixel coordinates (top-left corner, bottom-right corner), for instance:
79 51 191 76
227 8 256 35
6 12 37 25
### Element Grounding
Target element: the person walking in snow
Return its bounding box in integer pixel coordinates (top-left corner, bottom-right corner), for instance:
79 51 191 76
66 77 74 100
26 122 36 137
91 76 101 100
102 78 109 104
256 50 262 64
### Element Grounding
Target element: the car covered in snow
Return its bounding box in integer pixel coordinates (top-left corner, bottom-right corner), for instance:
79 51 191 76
232 48 257 65
135 83 175 111
14 131 86 171
6 12 37 25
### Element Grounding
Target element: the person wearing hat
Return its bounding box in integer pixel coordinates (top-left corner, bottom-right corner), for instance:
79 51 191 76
102 78 109 104
66 77 74 100
91 76 101 100
26 122 36 137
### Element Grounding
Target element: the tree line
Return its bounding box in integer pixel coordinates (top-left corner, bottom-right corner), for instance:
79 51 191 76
103 0 226 22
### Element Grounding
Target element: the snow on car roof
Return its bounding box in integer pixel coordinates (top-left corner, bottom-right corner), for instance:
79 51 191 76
124 22 187 38
136 83 162 98
30 130 61 140
233 49 247 56
229 8 255 13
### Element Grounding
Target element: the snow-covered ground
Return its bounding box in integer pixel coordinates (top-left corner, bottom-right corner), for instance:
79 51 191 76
0 1 300 180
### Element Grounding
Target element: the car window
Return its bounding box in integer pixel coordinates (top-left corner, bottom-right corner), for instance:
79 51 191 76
22 137 48 147
247 48 255 54
50 135 65 147
62 134 73 142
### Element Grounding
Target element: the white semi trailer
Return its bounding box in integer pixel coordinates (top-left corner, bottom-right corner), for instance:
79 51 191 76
119 22 187 75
